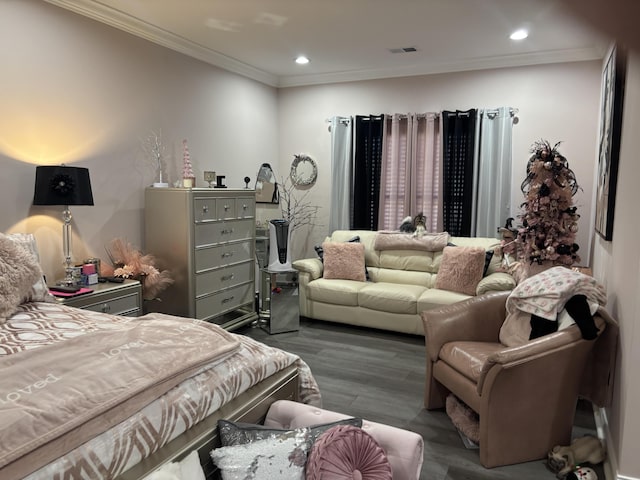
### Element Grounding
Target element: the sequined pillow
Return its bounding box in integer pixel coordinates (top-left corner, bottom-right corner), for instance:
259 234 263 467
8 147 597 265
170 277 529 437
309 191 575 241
211 428 309 480
218 417 363 447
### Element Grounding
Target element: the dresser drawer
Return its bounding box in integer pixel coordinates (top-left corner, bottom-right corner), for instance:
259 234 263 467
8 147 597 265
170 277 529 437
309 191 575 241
195 219 254 247
77 292 140 316
194 197 217 223
195 261 253 297
217 198 236 219
237 197 255 218
195 240 252 271
195 282 254 320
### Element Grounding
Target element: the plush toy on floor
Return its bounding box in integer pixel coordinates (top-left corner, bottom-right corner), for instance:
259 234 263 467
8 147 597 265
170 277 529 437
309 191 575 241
547 435 605 479
565 466 598 480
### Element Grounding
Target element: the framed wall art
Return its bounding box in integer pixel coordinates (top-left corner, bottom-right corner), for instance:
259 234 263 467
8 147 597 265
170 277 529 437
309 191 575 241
594 43 626 241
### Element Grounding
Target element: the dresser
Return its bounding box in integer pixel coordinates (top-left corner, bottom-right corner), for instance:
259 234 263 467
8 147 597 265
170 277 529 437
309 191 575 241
55 280 142 316
144 188 258 330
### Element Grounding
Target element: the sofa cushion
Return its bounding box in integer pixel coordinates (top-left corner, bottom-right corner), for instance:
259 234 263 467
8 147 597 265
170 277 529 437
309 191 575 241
435 246 485 296
374 231 449 252
439 341 503 383
307 278 365 306
322 241 366 282
359 283 426 315
418 288 471 311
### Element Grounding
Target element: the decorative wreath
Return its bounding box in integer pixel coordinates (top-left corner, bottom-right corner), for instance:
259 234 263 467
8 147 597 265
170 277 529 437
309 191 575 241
50 174 75 196
290 154 318 186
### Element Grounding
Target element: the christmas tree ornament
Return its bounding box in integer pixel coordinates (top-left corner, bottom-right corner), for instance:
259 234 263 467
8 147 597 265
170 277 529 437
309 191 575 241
182 139 195 188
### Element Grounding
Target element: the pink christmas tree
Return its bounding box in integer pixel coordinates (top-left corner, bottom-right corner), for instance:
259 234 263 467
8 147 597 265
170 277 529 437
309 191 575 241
509 140 581 270
182 139 195 187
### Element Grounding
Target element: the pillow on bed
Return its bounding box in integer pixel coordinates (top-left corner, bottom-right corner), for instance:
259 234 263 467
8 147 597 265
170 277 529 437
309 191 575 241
218 417 363 447
306 425 392 479
6 233 54 303
322 241 366 282
435 245 485 296
0 233 46 322
211 428 309 480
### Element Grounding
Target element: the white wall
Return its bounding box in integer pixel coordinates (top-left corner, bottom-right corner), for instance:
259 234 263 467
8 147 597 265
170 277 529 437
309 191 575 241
0 0 278 282
591 50 640 479
276 62 602 262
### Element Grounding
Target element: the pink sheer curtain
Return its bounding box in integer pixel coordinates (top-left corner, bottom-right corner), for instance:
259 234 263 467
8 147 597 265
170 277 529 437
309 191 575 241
378 113 441 231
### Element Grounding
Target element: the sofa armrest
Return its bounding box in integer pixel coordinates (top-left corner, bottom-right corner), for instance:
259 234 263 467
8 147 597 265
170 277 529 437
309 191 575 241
421 291 509 362
292 258 323 281
476 272 516 295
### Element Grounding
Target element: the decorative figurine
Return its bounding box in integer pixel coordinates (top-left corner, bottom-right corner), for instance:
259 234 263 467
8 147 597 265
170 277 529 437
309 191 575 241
204 171 216 188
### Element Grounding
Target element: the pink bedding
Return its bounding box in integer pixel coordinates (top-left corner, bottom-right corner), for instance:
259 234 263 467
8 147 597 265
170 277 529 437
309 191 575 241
0 302 321 480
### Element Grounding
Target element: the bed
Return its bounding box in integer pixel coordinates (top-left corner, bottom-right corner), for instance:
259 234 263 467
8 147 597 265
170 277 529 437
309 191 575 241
0 233 321 480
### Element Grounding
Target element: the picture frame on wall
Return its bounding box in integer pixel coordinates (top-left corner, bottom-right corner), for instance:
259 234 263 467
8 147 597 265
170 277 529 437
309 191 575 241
595 43 626 241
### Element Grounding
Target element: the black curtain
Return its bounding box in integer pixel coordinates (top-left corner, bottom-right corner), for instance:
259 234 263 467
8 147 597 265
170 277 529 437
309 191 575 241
352 115 384 230
441 110 477 236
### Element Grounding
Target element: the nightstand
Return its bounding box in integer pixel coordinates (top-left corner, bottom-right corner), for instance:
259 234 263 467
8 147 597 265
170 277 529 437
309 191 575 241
54 280 143 316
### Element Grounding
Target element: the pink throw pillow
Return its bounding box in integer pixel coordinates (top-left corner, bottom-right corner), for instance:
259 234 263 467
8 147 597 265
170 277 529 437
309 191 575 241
322 242 366 282
306 425 392 480
435 246 485 296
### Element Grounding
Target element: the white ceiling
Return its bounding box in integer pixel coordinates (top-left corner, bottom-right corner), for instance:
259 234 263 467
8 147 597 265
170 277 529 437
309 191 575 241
45 0 609 88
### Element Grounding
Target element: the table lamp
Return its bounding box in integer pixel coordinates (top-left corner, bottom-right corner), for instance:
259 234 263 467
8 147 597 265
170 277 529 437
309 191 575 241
33 165 94 286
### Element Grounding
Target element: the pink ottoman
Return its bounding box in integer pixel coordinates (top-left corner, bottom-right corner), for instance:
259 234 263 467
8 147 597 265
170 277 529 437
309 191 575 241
264 400 424 480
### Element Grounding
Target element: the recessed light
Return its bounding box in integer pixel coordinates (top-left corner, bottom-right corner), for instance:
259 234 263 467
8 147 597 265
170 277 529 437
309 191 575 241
510 29 528 40
295 56 309 65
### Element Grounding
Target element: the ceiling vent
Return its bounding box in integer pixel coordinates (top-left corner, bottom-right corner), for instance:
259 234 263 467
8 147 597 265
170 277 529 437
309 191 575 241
389 47 418 54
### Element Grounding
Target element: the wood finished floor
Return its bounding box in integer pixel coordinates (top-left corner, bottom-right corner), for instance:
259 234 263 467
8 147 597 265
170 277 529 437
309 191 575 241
238 317 603 480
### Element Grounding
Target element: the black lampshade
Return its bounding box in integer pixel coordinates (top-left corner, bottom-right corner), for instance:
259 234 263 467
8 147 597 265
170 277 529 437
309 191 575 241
33 165 94 206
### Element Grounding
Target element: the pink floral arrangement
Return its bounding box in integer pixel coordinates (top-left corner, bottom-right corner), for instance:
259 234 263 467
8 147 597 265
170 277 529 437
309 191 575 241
103 238 173 300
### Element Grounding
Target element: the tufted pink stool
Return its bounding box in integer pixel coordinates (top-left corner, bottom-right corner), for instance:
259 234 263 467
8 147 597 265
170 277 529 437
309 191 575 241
264 400 424 480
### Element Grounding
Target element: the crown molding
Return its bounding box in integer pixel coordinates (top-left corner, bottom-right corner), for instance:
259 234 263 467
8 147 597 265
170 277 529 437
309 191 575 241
43 0 279 87
277 47 606 88
44 0 606 89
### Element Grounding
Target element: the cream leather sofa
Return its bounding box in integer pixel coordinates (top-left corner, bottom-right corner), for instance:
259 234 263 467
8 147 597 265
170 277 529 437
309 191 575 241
292 230 516 335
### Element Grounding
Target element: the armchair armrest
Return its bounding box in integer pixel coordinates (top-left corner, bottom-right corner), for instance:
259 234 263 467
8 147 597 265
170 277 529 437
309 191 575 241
292 258 323 281
421 291 509 362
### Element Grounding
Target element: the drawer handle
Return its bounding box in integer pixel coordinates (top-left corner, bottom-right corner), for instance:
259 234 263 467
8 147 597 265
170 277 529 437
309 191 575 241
224 204 230 210
221 252 234 258
242 204 248 210
221 295 235 304
202 205 209 213
221 274 235 281
101 303 111 313
221 228 234 235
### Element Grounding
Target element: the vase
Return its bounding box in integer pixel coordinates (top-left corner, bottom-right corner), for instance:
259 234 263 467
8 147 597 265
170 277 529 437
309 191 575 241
268 219 292 272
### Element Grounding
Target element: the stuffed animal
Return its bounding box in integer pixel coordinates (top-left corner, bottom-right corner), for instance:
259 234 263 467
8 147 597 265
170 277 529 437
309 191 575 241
547 435 605 479
566 467 598 480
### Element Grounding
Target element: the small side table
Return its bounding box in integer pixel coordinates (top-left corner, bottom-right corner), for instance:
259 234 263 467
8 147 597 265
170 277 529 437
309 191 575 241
259 268 299 334
53 279 142 317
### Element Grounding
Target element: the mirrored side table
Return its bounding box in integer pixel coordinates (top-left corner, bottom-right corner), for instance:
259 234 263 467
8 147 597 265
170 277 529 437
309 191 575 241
259 268 299 334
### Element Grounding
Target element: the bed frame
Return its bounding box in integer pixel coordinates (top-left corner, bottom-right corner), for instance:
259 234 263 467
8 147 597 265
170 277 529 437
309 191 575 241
117 364 300 480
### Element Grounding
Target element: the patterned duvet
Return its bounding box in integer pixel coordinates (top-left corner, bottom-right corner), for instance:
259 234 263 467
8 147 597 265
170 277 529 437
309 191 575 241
0 302 321 480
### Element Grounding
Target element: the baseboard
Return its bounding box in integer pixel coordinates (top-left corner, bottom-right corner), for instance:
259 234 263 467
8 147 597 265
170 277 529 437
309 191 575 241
593 405 640 480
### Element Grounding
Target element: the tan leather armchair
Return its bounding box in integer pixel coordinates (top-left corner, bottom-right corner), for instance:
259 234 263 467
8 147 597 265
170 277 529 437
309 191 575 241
421 291 613 468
